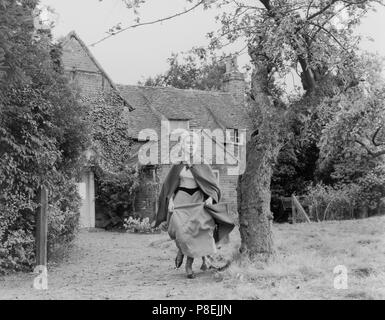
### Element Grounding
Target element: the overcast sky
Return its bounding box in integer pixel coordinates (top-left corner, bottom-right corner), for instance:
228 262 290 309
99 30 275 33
40 0 385 86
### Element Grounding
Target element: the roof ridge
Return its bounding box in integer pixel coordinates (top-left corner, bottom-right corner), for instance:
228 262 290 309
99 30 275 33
117 83 233 96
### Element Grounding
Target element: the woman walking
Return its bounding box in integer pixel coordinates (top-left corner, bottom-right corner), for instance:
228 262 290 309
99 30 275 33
154 132 235 278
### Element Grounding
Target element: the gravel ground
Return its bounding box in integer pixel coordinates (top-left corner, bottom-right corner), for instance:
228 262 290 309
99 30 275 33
0 228 239 300
1 216 384 300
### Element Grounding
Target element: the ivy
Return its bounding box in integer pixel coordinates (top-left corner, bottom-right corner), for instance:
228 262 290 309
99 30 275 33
81 92 141 225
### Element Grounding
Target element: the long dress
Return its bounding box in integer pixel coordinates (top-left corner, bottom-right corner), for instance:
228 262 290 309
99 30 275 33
167 188 217 258
154 163 235 258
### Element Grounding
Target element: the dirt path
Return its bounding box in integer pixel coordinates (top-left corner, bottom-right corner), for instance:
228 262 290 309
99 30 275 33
2 217 385 300
0 229 239 300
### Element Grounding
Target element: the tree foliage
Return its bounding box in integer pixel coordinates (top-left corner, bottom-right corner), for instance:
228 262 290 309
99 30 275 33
313 53 385 209
0 0 88 272
139 49 227 91
208 0 384 246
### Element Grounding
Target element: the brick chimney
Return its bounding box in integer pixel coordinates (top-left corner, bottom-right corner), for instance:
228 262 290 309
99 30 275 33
222 55 245 103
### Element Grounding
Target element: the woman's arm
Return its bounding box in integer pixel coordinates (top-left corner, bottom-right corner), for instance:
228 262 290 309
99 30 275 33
205 197 213 205
168 194 175 213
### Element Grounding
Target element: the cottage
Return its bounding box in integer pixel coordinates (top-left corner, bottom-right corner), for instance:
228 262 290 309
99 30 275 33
61 31 250 228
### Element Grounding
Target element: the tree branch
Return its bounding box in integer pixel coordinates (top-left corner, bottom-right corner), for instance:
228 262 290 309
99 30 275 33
372 125 385 147
355 138 385 158
306 0 315 18
308 21 347 50
307 0 338 21
89 0 205 47
308 3 351 40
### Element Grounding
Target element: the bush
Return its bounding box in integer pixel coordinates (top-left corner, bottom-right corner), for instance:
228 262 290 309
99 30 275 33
47 178 81 257
305 176 385 221
0 2 88 273
305 183 358 221
94 165 139 220
0 196 36 272
0 85 85 274
354 166 385 210
0 175 82 274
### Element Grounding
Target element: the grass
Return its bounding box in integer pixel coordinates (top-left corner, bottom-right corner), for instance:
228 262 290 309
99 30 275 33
220 216 385 299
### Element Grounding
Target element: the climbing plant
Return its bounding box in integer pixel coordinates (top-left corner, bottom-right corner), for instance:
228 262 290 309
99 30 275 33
81 92 140 227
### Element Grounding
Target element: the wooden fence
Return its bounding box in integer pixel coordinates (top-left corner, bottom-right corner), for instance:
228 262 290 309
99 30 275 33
278 194 311 223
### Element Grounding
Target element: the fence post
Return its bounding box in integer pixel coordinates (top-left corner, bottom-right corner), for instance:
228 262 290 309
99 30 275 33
291 196 296 223
36 186 48 266
292 194 311 223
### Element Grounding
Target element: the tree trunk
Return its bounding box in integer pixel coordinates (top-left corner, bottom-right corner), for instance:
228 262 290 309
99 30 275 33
237 60 282 258
238 134 277 257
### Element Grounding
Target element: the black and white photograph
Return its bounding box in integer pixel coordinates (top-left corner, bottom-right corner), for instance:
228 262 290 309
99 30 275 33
1 0 385 305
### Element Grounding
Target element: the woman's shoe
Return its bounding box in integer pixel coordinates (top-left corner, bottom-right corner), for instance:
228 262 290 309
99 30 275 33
186 257 195 279
175 250 184 269
200 256 209 271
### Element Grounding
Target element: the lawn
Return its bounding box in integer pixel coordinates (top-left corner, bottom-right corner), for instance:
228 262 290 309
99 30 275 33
221 215 385 299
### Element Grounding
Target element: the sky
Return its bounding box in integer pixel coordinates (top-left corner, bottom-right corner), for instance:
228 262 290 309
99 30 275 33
40 0 385 86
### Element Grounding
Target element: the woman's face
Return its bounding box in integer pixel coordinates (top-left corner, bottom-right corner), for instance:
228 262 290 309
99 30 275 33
181 132 199 159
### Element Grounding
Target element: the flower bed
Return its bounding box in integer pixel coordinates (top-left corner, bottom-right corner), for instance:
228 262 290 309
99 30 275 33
123 217 161 234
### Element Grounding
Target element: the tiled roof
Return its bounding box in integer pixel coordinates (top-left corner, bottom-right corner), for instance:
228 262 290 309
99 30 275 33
117 84 249 138
60 32 249 138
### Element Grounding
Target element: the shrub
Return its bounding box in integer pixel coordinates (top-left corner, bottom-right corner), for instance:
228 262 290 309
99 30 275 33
305 183 358 221
0 196 36 272
305 176 385 221
0 170 82 274
0 2 88 273
47 178 81 257
354 166 385 210
94 165 139 218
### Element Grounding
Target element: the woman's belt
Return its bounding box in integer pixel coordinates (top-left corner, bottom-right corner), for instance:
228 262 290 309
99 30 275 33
176 187 201 196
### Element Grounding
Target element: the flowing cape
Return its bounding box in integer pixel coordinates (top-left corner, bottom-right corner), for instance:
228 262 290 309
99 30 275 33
154 163 235 243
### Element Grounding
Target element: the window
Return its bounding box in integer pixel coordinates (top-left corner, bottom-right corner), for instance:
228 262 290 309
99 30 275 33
224 129 242 165
226 128 241 145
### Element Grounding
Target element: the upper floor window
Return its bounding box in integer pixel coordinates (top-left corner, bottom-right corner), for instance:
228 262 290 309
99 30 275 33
226 128 240 145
